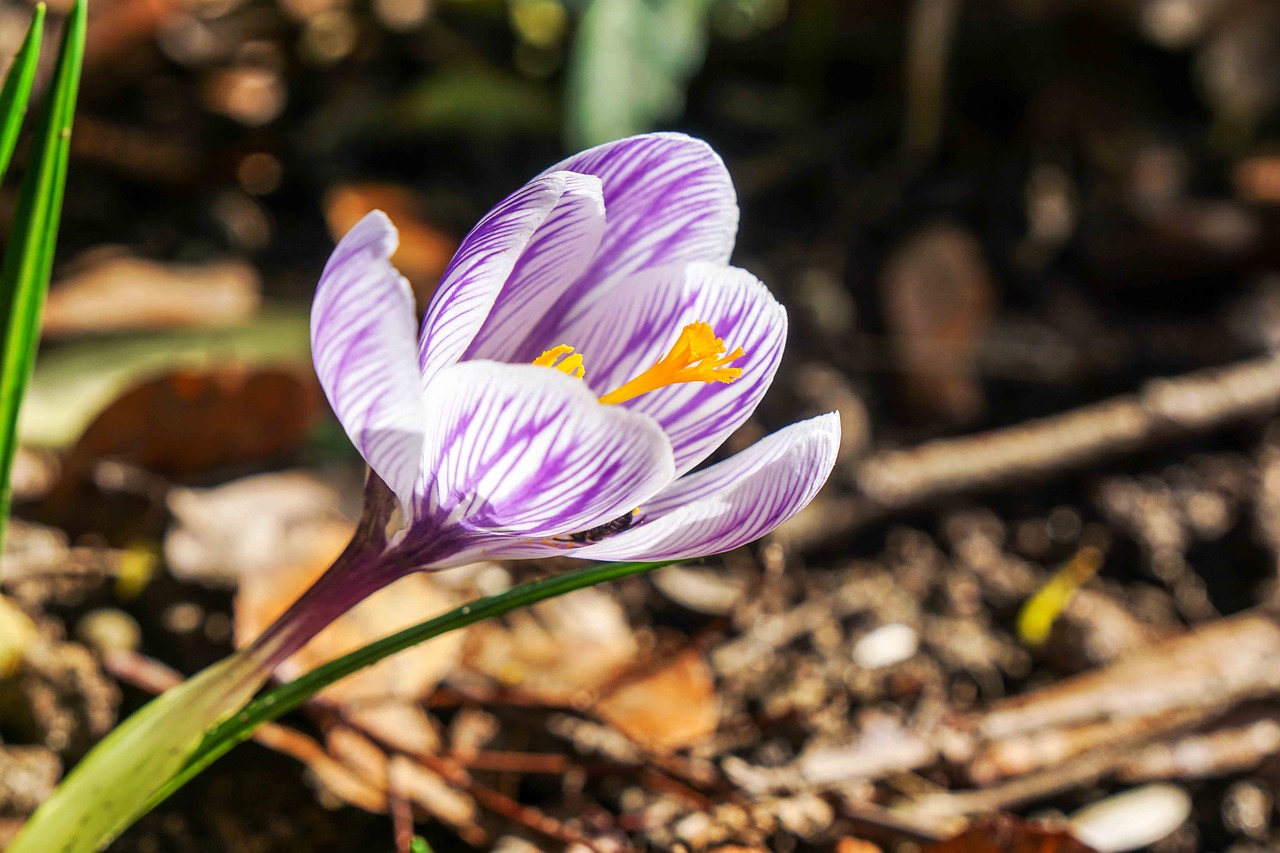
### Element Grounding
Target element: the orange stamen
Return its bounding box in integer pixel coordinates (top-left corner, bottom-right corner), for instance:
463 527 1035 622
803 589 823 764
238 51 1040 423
531 322 744 405
599 321 743 405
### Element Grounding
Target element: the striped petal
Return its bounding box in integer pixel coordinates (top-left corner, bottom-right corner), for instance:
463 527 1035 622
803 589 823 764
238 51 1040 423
541 133 739 331
569 414 841 562
418 173 605 385
415 361 675 541
556 261 787 475
311 211 424 507
463 173 606 362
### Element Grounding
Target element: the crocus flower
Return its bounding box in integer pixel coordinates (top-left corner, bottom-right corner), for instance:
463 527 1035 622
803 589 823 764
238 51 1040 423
313 131 839 571
12 132 838 853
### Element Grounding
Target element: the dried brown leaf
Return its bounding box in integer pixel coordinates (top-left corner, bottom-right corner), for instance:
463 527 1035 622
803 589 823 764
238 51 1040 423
594 649 719 753
325 183 457 301
43 253 260 337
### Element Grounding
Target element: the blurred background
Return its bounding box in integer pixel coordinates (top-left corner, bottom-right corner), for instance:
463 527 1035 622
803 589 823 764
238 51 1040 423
22 0 1280 442
10 0 1280 850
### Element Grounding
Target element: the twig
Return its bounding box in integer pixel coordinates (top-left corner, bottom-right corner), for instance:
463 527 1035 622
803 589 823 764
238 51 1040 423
783 354 1280 551
904 0 962 158
960 611 1280 745
389 786 414 853
860 355 1280 508
343 709 626 853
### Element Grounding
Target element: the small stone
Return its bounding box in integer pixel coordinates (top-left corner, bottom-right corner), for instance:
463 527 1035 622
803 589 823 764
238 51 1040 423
162 601 204 635
852 623 919 669
1069 784 1191 852
75 609 142 655
652 565 747 614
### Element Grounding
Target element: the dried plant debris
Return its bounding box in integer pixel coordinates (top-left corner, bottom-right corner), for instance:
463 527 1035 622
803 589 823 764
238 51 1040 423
41 250 261 337
0 598 119 762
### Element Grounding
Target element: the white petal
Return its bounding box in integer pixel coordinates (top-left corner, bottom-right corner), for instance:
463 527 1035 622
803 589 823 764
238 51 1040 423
463 172 606 362
311 211 423 506
415 362 675 540
570 414 840 562
417 173 603 386
544 133 739 324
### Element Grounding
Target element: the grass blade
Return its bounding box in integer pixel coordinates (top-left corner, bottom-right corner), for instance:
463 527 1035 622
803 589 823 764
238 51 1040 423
0 0 85 563
0 4 45 184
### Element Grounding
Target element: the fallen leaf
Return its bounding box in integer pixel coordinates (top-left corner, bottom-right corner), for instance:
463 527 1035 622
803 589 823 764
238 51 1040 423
166 471 348 588
879 223 996 425
42 251 260 337
21 312 320 479
594 648 719 752
463 587 638 705
835 840 884 853
74 366 318 477
345 701 444 758
388 754 482 836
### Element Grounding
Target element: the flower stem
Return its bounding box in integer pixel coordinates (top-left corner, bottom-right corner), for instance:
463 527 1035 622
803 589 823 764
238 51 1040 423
150 558 674 809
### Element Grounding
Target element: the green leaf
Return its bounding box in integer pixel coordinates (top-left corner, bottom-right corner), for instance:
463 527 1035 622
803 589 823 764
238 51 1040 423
7 644 276 853
565 0 713 149
0 4 45 184
0 0 85 564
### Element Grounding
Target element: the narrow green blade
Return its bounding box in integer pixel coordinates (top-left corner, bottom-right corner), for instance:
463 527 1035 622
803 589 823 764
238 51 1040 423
0 4 45 184
0 0 86 563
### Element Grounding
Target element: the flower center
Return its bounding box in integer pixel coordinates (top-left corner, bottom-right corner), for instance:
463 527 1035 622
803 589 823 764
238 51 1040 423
532 321 744 405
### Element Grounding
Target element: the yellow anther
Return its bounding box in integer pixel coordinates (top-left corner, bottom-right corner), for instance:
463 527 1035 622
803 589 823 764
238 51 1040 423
533 344 585 379
598 321 743 406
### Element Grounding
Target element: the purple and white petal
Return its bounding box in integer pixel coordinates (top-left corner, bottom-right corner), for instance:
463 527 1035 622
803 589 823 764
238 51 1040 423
463 172 606 363
415 362 675 539
311 211 424 507
569 413 840 562
556 261 787 475
418 173 603 385
541 133 739 327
